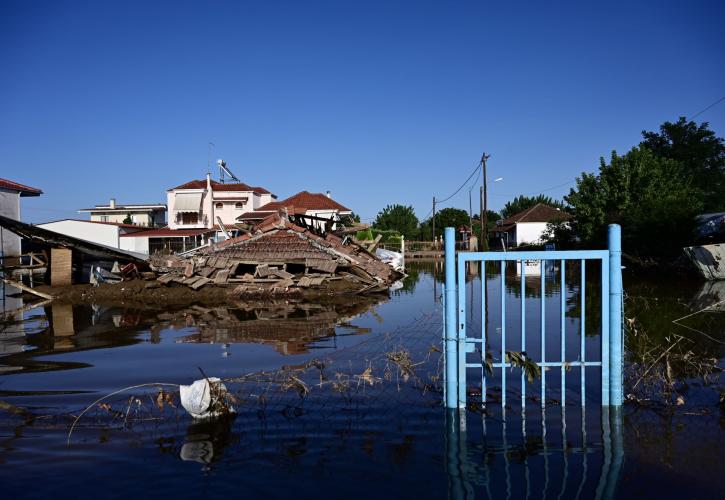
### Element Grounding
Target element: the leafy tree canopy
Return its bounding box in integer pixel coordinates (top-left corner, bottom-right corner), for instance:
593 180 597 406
123 214 133 224
640 117 725 212
372 204 419 239
564 146 701 257
420 207 470 239
501 195 565 218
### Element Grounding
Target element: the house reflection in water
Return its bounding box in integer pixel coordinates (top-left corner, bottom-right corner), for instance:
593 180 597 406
175 301 380 355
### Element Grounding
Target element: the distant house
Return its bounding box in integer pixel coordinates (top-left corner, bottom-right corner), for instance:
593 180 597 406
0 178 42 260
78 198 166 227
238 190 352 230
37 219 148 251
493 203 570 247
167 173 275 236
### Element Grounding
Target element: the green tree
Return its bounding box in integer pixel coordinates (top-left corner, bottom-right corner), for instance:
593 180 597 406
372 204 419 239
501 195 565 218
123 213 133 224
640 118 725 212
420 207 470 239
565 147 702 257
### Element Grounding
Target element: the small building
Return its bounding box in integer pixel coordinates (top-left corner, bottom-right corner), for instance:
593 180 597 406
37 219 148 250
78 198 166 227
167 174 275 235
0 178 42 261
238 190 352 231
493 203 570 247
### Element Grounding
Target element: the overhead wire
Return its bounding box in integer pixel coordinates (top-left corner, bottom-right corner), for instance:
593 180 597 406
689 95 725 120
434 161 482 204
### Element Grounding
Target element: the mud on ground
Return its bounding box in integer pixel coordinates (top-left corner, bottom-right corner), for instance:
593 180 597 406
34 279 381 309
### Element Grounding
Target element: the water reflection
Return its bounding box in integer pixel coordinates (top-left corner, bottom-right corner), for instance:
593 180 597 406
445 406 624 499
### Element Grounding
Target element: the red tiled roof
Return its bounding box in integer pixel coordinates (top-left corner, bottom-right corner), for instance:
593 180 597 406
169 179 272 195
498 203 571 228
121 227 214 238
258 191 351 212
0 178 43 196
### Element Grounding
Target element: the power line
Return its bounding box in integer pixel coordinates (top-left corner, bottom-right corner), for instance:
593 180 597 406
434 161 482 204
689 95 725 120
496 179 577 198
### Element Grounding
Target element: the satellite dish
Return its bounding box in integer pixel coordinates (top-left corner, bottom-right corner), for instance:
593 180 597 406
217 159 226 168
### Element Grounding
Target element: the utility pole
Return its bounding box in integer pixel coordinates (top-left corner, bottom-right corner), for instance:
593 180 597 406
480 153 490 250
432 196 437 246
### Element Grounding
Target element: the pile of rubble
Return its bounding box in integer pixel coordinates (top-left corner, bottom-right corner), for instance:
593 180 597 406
149 213 404 296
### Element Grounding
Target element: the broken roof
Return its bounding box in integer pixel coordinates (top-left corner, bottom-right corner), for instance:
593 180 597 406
257 191 352 213
0 178 43 197
204 213 400 284
169 179 273 195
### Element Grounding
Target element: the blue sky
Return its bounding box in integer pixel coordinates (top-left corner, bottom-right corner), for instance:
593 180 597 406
2 0 724 224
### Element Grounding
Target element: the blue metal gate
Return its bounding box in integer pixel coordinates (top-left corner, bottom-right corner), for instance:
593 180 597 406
443 225 624 409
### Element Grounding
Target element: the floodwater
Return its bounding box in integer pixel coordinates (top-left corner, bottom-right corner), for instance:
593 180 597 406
0 262 723 499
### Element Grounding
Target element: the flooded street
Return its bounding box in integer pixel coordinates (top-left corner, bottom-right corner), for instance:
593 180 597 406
1 262 723 498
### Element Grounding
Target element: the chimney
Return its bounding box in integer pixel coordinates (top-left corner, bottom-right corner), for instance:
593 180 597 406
110 198 116 209
326 190 331 199
206 172 212 190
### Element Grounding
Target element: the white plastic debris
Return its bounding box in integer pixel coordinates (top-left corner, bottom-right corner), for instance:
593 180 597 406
375 248 405 272
180 377 235 419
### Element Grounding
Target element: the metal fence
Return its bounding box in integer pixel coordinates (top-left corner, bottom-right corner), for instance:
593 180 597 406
443 225 624 409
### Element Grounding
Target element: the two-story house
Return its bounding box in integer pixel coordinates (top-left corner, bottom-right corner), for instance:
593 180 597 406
0 178 42 263
167 173 275 233
78 198 166 227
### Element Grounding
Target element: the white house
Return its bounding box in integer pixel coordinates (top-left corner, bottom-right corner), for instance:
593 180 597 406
237 190 352 230
78 198 166 227
167 173 275 235
37 219 148 250
0 178 42 261
493 203 571 247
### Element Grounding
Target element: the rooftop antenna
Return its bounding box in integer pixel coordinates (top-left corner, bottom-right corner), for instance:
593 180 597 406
207 142 215 174
217 158 240 183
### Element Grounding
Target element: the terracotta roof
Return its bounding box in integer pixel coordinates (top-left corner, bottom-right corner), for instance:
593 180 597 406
169 179 272 195
498 203 571 228
121 227 214 238
258 191 351 212
0 178 43 196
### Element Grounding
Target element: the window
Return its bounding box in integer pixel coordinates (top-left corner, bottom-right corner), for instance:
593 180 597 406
180 212 199 225
235 202 245 209
215 202 224 209
100 215 109 222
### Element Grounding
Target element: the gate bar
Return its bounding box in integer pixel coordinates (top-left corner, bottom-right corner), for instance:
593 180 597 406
444 227 459 408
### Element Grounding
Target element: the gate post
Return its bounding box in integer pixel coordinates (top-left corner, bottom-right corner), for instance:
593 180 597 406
444 227 458 408
608 224 623 406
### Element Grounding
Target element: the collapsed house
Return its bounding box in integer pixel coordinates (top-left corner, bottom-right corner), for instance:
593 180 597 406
150 212 404 295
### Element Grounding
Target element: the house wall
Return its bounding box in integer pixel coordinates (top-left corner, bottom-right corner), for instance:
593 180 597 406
213 191 253 226
0 188 21 258
38 220 121 248
302 209 349 230
168 189 208 230
119 236 150 254
515 222 549 246
90 212 154 226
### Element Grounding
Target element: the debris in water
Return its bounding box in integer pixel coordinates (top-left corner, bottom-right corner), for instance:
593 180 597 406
180 377 236 418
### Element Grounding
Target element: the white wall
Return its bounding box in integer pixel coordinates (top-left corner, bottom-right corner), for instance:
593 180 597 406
515 222 549 246
0 188 21 258
38 220 121 248
119 236 150 254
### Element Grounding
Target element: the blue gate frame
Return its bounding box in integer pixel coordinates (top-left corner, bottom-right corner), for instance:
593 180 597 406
443 224 623 409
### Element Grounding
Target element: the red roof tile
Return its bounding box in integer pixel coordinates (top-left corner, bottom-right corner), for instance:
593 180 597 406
169 179 272 195
0 178 43 196
498 203 571 227
258 191 351 212
121 227 214 238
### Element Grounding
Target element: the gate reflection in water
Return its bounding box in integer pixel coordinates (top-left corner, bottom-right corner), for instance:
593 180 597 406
445 407 623 500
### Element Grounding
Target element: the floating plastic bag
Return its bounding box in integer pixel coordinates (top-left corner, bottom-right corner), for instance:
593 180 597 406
375 248 405 272
180 377 236 419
